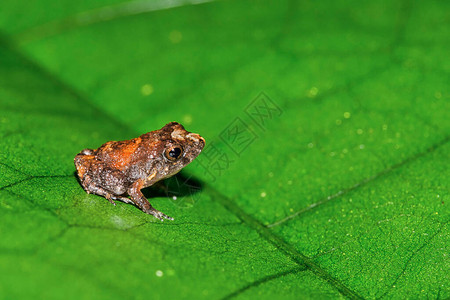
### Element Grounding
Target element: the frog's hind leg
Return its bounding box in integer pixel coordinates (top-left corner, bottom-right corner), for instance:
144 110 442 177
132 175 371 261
85 187 132 206
81 164 131 206
86 185 118 205
84 180 133 206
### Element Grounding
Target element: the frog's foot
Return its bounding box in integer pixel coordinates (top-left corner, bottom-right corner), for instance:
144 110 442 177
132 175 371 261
145 207 174 221
105 193 117 206
111 195 134 204
84 184 117 206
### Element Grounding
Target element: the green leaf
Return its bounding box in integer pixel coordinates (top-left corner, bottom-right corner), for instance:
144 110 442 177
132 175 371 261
0 0 449 299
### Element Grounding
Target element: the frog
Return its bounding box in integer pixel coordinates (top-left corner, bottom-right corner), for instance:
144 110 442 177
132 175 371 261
74 122 205 221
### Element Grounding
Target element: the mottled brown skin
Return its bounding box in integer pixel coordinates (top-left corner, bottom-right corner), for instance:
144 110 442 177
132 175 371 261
74 122 205 220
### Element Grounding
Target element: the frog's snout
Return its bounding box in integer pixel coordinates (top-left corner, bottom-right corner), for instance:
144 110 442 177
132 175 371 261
187 133 205 147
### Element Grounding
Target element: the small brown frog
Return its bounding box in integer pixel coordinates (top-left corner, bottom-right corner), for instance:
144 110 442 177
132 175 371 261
74 122 205 220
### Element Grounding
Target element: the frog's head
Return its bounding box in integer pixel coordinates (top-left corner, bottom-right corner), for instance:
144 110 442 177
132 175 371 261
153 122 205 180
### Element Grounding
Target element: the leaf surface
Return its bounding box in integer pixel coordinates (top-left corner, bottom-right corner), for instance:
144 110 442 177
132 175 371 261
0 0 448 298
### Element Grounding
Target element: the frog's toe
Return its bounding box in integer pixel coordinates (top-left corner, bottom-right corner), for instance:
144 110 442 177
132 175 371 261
112 195 133 204
156 212 174 221
104 193 117 206
161 213 174 221
148 208 174 221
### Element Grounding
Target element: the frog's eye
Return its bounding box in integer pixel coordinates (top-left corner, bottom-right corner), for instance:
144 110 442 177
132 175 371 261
165 145 183 161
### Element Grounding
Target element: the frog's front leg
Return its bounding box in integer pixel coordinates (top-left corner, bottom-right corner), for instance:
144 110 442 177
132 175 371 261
128 179 173 221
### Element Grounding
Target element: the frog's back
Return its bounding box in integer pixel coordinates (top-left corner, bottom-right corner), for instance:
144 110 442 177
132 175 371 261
95 137 146 171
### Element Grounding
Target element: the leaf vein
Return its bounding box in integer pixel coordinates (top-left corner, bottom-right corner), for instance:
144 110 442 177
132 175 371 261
268 135 450 227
